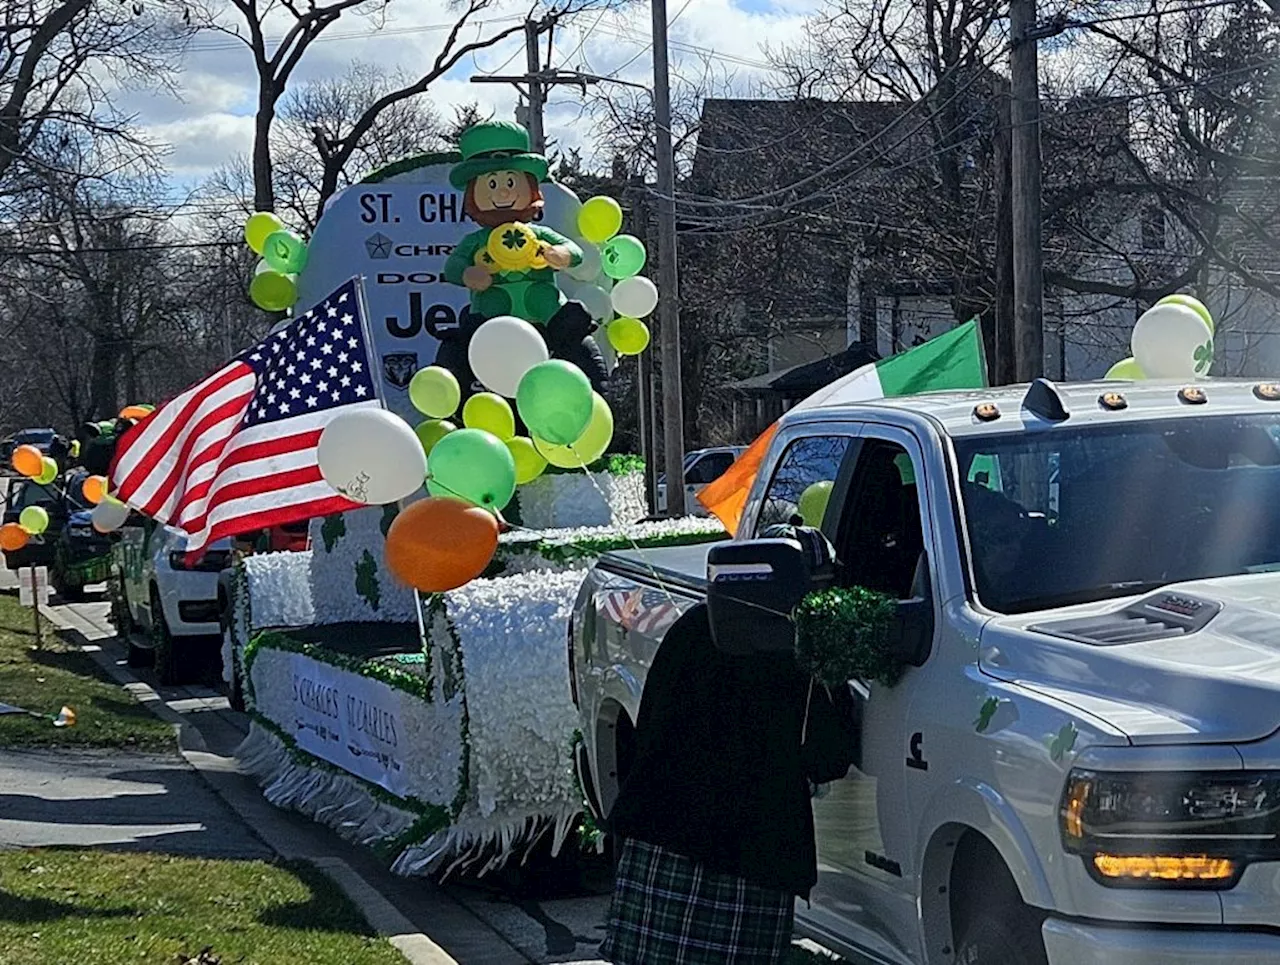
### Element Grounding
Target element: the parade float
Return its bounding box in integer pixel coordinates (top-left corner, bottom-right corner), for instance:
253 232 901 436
211 122 726 875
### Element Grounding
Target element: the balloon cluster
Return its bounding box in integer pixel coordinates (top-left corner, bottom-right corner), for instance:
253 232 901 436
1106 294 1214 380
244 212 310 312
558 195 655 357
316 314 618 594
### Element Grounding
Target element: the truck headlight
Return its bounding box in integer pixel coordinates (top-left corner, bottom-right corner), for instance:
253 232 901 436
1060 769 1280 888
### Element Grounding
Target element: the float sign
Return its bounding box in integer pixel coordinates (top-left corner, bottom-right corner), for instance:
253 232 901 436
297 157 471 425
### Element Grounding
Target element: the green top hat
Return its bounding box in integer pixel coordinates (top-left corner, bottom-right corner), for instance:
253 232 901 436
449 121 549 190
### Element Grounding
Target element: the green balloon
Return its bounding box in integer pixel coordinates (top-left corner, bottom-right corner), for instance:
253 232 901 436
426 427 516 510
409 366 461 419
1105 357 1145 380
414 419 456 456
1157 294 1213 333
35 457 57 485
798 481 834 528
19 505 48 535
601 235 647 280
249 270 297 312
262 229 308 274
516 360 594 445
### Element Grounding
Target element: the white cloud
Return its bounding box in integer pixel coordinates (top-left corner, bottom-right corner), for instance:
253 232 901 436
126 0 821 188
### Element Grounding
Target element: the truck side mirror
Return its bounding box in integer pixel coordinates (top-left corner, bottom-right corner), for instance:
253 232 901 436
706 536 835 655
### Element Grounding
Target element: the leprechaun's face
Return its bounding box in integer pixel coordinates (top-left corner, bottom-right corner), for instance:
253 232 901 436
473 168 534 212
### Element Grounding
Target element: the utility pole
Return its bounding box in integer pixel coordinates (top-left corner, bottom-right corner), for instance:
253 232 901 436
651 0 686 515
1010 0 1044 382
523 20 545 153
993 88 1016 385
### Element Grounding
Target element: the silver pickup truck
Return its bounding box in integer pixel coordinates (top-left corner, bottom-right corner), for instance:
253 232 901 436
570 378 1280 965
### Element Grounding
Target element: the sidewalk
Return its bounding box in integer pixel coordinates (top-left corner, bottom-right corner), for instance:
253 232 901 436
31 595 613 965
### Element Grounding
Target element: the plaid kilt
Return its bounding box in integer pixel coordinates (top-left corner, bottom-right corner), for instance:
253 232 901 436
600 838 795 965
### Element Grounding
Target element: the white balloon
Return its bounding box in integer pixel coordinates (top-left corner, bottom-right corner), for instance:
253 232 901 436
468 315 550 397
1131 303 1212 379
91 497 130 533
574 283 614 322
317 408 426 504
611 276 659 318
566 243 602 282
540 183 582 239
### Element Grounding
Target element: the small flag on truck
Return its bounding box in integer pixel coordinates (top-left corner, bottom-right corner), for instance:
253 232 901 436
698 320 988 535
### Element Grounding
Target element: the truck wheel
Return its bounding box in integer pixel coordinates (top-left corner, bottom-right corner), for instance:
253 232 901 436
955 905 1047 965
151 586 185 686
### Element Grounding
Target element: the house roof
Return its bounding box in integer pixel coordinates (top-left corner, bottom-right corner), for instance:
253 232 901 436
725 341 881 397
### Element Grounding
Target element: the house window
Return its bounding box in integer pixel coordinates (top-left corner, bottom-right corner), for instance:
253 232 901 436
1141 206 1166 250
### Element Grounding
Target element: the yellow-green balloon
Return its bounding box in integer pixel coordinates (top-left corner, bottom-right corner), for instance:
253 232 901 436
463 392 516 441
249 270 297 312
244 212 285 254
409 366 461 419
414 419 455 456
534 393 614 468
1157 294 1213 333
19 505 48 535
35 457 57 485
608 317 651 356
506 436 548 484
578 196 623 245
798 480 834 528
1105 357 1146 380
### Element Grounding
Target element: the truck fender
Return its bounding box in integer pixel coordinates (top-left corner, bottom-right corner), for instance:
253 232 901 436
914 779 1055 961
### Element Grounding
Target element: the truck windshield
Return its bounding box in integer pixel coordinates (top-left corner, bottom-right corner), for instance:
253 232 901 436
955 414 1280 613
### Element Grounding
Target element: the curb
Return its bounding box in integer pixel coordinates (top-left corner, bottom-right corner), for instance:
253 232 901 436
40 603 460 965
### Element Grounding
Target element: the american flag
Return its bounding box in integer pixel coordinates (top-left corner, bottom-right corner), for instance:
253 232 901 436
596 586 687 636
110 277 374 555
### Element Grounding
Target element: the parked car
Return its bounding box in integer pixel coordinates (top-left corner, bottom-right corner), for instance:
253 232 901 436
49 510 114 601
655 446 746 515
113 516 232 684
572 378 1280 965
1 478 65 570
0 427 56 465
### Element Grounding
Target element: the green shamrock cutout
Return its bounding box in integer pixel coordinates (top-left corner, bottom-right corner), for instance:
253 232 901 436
501 228 527 251
1193 339 1213 374
355 549 381 611
321 512 346 552
975 696 1000 734
1048 721 1078 763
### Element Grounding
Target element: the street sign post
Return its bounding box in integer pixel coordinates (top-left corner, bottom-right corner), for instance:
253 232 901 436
17 565 49 646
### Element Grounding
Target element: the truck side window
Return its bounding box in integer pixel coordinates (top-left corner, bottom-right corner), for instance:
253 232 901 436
686 451 734 485
837 440 926 600
755 435 854 535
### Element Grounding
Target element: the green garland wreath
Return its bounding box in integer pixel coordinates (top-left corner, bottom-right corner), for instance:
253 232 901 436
794 587 901 688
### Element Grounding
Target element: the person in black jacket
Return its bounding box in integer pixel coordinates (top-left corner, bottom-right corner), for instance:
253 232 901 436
600 600 858 965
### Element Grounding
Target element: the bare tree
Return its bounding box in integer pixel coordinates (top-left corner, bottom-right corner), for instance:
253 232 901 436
0 0 188 190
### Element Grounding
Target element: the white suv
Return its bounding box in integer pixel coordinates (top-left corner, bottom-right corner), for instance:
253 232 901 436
113 517 232 684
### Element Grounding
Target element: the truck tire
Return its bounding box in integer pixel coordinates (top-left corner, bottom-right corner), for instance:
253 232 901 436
955 907 1047 965
151 585 185 686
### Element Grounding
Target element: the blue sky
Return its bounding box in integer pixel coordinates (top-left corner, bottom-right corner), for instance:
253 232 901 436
116 0 822 202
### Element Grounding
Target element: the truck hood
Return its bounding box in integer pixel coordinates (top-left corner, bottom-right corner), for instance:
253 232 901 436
980 572 1280 744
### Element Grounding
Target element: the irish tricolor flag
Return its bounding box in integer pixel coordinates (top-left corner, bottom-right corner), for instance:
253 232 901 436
698 320 988 534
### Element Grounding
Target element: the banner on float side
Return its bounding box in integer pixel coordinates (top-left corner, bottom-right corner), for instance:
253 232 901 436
297 154 583 425
248 644 462 805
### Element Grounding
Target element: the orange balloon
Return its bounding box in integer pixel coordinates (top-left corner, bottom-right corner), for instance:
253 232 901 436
82 475 108 505
0 522 29 551
119 405 151 421
384 496 499 593
12 445 42 478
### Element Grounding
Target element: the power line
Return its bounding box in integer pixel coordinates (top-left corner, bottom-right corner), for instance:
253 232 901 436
184 15 524 54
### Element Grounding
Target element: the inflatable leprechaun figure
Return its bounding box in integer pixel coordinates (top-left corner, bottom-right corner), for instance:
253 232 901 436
437 120 608 395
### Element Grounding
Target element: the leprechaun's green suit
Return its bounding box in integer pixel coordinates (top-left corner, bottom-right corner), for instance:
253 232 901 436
442 226 582 325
